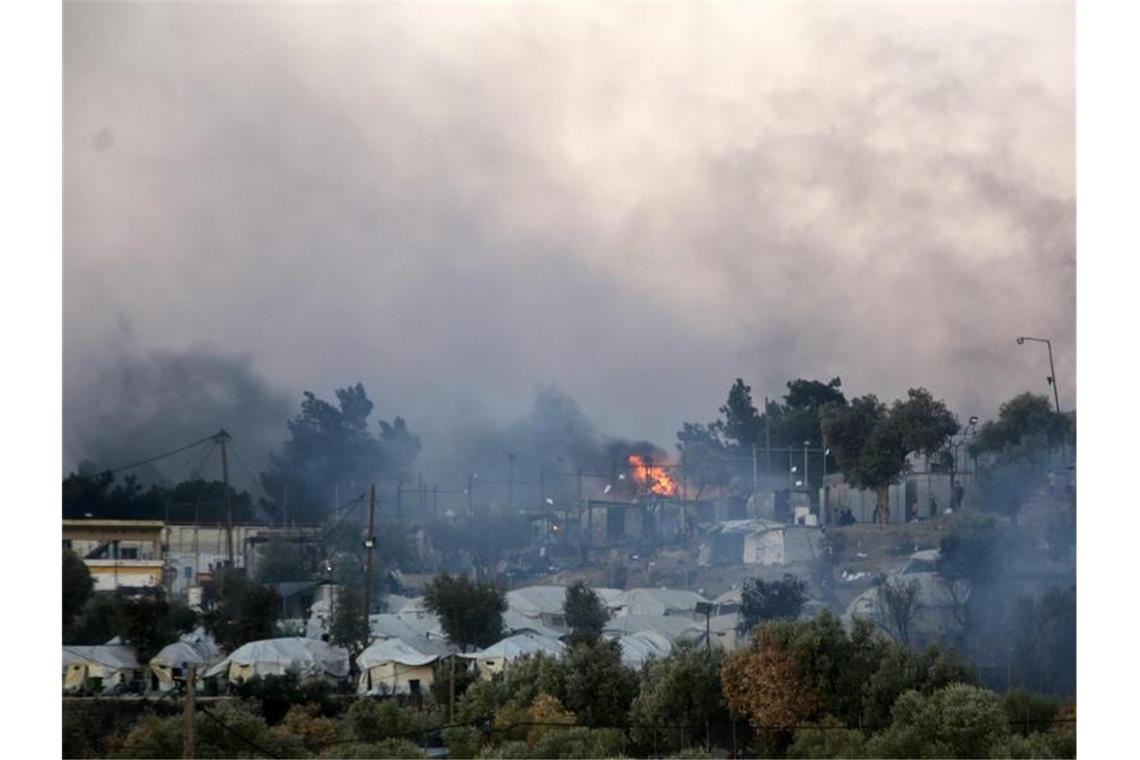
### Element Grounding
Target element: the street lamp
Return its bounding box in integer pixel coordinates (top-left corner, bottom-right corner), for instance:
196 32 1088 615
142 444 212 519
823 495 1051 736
1016 336 1062 414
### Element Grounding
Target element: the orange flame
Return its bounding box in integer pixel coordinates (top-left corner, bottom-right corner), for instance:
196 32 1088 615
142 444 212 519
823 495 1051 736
628 454 678 496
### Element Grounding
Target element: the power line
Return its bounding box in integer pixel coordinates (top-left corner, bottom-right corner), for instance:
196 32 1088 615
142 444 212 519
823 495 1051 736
107 434 218 475
198 702 282 759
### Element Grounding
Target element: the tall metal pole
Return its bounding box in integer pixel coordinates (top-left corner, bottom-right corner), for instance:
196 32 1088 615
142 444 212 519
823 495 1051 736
363 485 377 634
215 430 234 568
183 664 197 759
1046 341 1061 414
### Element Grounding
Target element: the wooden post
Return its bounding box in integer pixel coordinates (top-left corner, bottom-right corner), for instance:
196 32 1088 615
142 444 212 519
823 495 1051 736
449 654 456 722
183 664 196 759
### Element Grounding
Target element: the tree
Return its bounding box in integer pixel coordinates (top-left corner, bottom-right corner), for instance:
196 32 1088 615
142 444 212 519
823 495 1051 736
860 644 977 729
116 595 198 662
786 716 868 759
865 684 1011 759
330 587 370 664
117 699 307 758
822 389 958 523
629 640 731 754
423 573 506 651
969 393 1072 458
260 383 421 523
563 581 609 643
752 612 890 728
713 379 764 451
721 629 822 732
873 577 921 645
740 574 807 633
63 549 95 630
201 569 281 652
560 638 639 728
675 422 732 494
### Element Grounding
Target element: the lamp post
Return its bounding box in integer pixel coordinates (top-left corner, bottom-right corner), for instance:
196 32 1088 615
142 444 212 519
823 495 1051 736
1016 336 1062 414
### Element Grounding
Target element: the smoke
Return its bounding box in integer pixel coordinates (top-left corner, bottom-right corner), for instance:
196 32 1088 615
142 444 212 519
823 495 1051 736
63 346 292 490
64 3 1074 460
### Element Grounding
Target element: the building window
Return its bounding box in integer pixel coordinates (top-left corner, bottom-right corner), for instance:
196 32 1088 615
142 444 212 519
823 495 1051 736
120 547 139 560
63 539 72 551
184 566 194 579
409 679 421 697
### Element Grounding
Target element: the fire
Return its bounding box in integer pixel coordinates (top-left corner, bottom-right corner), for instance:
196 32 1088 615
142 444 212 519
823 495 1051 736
628 454 678 496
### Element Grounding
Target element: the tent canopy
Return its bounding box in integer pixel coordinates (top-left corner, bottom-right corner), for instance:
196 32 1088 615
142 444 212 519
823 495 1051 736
206 637 349 680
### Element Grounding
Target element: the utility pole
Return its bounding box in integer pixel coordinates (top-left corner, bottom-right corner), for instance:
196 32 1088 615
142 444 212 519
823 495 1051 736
214 430 234 569
363 485 377 641
183 664 197 759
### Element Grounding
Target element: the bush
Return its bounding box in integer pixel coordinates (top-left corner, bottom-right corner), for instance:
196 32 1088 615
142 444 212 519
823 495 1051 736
320 739 427 759
442 726 483 760
786 716 867 759
1001 690 1060 737
342 699 432 744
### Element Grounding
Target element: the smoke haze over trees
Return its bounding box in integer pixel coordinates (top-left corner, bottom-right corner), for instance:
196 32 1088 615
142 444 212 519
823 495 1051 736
64 3 1074 465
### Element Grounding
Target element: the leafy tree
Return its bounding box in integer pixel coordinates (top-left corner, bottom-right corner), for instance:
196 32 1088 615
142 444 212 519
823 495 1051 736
873 577 921 645
115 595 198 662
629 640 731 754
342 698 435 743
62 471 255 522
330 587 370 664
423 574 506 651
1011 587 1076 698
1001 690 1061 737
260 383 421 523
865 684 1010 759
740 574 807 633
560 638 639 728
713 379 765 452
117 699 307 758
752 611 891 728
65 593 121 645
256 536 321 584
860 644 977 729
721 628 822 731
786 715 868 759
969 393 1072 458
273 703 340 754
63 549 95 630
201 568 281 652
675 422 732 494
563 581 609 643
427 515 532 580
822 389 958 523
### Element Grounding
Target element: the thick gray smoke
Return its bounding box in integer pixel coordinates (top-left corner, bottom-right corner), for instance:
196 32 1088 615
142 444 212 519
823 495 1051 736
63 3 1074 460
63 348 292 490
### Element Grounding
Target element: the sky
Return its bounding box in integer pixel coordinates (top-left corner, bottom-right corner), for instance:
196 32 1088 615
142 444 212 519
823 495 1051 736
63 2 1075 477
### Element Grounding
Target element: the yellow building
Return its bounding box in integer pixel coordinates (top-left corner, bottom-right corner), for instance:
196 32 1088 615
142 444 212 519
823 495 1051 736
62 519 166 592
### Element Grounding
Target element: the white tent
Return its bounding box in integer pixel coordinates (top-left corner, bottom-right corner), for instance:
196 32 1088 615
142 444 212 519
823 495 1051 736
615 631 673 669
602 614 703 642
357 636 453 696
464 633 565 679
205 638 349 684
369 613 447 642
63 645 141 693
149 629 222 691
608 588 709 618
